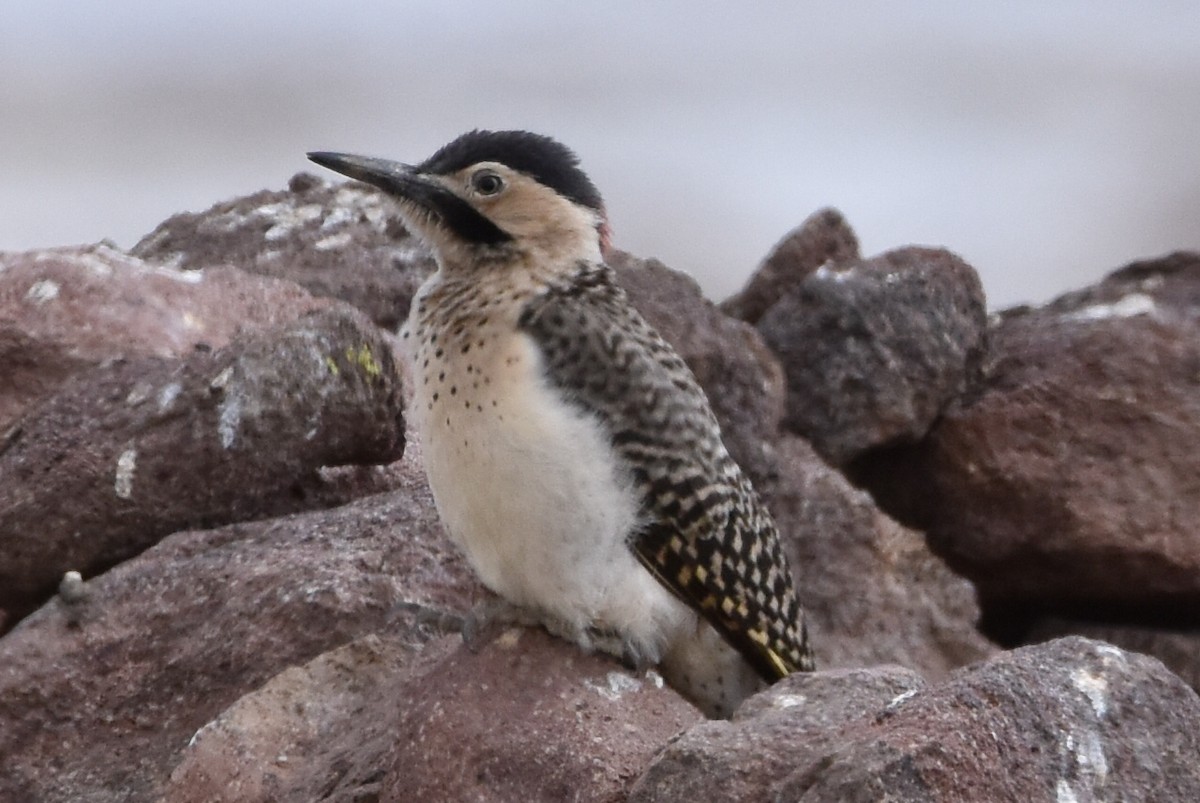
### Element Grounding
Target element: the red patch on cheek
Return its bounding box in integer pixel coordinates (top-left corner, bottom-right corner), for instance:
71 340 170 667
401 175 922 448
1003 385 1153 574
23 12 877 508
597 212 612 257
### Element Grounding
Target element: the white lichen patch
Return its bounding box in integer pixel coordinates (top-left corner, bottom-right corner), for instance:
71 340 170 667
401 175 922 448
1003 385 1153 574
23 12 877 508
771 693 808 709
332 186 392 233
1064 292 1156 322
258 202 325 241
1071 667 1109 718
125 381 155 406
810 262 854 283
158 382 182 414
155 266 204 284
218 395 242 449
319 205 354 230
114 448 137 499
25 279 60 304
585 671 643 702
886 688 919 709
77 252 114 277
1056 779 1080 803
200 207 255 235
1073 728 1109 784
314 231 353 251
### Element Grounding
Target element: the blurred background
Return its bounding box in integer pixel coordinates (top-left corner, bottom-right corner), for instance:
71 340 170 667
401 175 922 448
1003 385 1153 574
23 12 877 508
3 1 1197 309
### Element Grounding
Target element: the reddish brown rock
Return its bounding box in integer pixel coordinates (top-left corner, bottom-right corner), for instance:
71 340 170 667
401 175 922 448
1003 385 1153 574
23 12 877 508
166 626 699 803
769 436 995 675
163 634 458 803
0 461 478 803
720 207 861 324
610 250 786 489
132 173 436 330
758 246 987 465
1027 618 1200 696
0 308 405 622
779 637 1200 802
854 252 1200 620
634 638 1200 802
0 243 334 430
379 627 700 803
629 665 927 802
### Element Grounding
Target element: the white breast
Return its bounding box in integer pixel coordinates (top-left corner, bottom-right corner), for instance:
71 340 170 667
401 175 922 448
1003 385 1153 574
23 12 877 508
407 310 689 662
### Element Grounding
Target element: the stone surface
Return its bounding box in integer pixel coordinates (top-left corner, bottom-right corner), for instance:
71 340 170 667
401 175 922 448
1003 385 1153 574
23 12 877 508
720 206 861 324
758 246 987 465
1027 618 1200 696
769 436 995 675
779 637 1200 802
633 638 1200 802
610 249 786 489
0 308 405 624
0 243 334 430
379 627 701 803
132 173 436 330
854 252 1200 621
629 665 927 802
163 633 457 803
0 458 478 803
165 628 699 803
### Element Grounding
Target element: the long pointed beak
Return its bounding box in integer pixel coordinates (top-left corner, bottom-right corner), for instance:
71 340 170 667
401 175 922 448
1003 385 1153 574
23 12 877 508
306 151 512 246
307 151 424 197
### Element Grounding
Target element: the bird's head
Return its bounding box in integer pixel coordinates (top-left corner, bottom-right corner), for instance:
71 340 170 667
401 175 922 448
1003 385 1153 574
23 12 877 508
309 130 609 272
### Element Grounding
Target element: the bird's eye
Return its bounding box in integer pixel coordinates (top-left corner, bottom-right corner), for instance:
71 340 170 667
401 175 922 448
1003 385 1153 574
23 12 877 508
471 170 505 196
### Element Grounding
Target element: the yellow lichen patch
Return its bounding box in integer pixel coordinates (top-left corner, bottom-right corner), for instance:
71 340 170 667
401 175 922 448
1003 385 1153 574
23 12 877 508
324 355 340 375
346 344 382 378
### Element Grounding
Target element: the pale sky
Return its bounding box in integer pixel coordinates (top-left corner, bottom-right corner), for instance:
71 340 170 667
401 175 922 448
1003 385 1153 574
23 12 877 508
3 1 1198 308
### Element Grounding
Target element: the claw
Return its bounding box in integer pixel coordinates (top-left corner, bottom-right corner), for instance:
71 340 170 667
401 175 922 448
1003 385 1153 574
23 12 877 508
461 597 539 652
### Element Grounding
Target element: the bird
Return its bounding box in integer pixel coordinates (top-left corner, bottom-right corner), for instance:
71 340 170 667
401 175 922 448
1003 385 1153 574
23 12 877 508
308 130 813 717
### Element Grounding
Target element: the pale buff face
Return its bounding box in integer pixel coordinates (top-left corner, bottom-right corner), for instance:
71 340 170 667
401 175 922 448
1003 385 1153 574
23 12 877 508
405 161 605 275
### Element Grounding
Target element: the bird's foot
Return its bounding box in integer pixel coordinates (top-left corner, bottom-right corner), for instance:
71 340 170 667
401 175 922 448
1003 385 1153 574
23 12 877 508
460 597 542 652
388 599 466 635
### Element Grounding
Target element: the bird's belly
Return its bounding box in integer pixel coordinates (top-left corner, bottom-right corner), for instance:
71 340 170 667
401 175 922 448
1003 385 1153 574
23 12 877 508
413 334 684 652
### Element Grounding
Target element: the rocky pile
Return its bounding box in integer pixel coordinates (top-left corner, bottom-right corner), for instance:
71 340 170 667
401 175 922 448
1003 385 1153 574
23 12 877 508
1 176 1197 802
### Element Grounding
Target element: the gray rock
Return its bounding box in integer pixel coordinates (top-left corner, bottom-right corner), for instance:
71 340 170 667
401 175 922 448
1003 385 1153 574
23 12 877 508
758 246 987 464
779 637 1200 802
378 628 701 803
629 666 927 802
633 638 1200 802
0 243 334 431
0 461 477 803
854 252 1200 618
0 308 405 624
769 436 995 676
132 173 436 330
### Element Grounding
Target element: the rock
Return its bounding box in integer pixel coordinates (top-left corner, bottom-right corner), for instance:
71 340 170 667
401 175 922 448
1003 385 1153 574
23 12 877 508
633 638 1200 802
720 207 860 324
758 246 987 465
629 665 927 802
609 250 786 489
853 252 1200 622
0 461 478 803
0 308 405 623
769 436 995 675
163 633 458 803
778 637 1200 802
1027 618 1200 696
132 174 436 330
0 243 334 430
378 627 700 803
166 626 698 803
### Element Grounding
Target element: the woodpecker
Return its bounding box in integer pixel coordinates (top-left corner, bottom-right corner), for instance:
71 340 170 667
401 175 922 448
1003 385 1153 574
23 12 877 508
309 130 813 717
